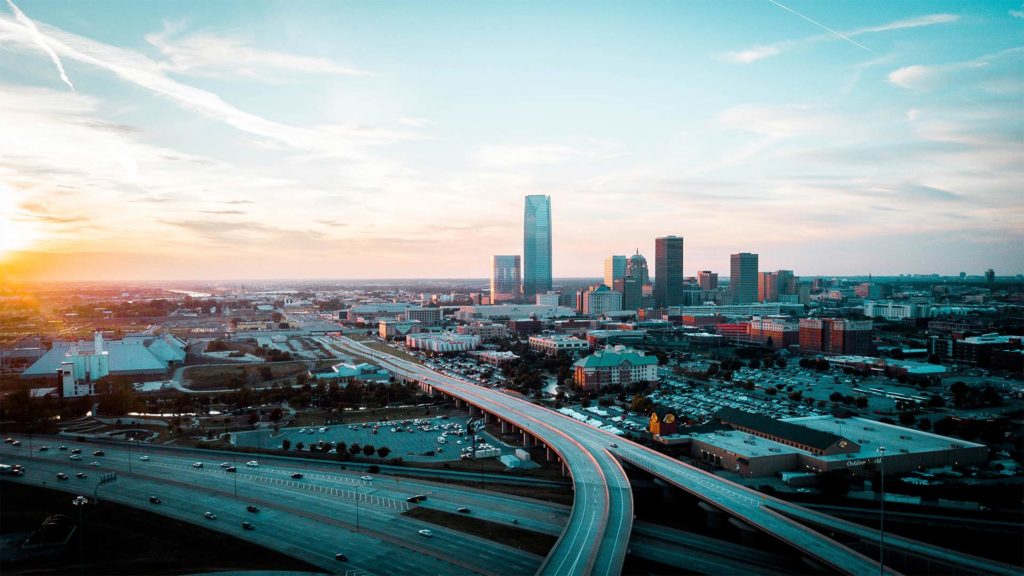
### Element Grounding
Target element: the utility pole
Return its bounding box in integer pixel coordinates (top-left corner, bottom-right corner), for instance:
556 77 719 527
72 495 88 575
878 446 887 576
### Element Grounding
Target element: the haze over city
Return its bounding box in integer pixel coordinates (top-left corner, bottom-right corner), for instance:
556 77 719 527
0 0 1021 282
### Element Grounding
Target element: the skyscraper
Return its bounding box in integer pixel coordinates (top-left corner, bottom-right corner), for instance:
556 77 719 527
523 195 552 301
603 255 627 289
729 252 758 304
490 255 521 303
654 236 684 308
622 252 650 310
697 270 718 291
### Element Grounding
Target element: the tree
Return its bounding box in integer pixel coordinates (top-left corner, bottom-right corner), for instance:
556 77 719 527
377 446 391 460
899 412 916 425
296 441 304 451
282 439 291 451
362 444 376 457
248 412 259 426
788 390 803 402
349 443 361 456
829 392 844 403
765 387 778 396
269 407 283 421
259 365 273 381
917 418 932 431
336 441 347 454
748 358 761 370
775 358 787 369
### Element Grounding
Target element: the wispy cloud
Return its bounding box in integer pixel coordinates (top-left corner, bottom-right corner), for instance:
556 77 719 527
4 0 74 90
145 23 374 81
888 47 1024 90
1011 3 1024 18
721 8 959 64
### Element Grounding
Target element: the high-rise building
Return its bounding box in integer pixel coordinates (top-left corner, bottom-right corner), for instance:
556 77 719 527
490 255 521 303
758 271 778 303
603 255 627 289
799 318 873 355
581 284 623 316
729 252 759 304
985 268 995 284
654 236 684 308
622 252 651 310
523 195 552 300
697 270 718 291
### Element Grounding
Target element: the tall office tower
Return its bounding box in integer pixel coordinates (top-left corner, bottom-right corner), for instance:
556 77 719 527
776 270 796 296
697 270 718 291
622 252 650 310
523 195 552 300
654 236 684 308
729 252 759 304
603 255 627 289
758 271 778 303
490 255 521 303
985 268 995 284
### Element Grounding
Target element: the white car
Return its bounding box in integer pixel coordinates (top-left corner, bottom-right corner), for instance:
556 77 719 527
246 461 259 467
192 462 204 469
139 455 150 461
69 454 82 460
418 529 433 537
361 475 373 481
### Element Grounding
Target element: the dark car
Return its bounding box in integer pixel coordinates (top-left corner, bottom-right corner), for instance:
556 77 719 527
38 446 49 452
457 507 471 514
149 496 162 504
406 494 427 503
76 472 87 479
242 521 254 531
335 553 348 562
71 448 81 455
93 450 105 456
291 472 304 479
56 472 69 480
246 505 260 513
225 466 237 472
58 445 68 451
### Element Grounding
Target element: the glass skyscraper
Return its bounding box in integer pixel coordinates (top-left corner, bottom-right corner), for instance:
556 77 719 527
490 255 521 303
523 195 552 301
654 235 684 308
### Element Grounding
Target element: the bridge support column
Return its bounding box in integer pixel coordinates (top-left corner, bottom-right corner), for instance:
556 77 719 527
484 412 494 424
561 462 569 477
698 501 726 531
546 446 554 462
500 420 509 434
521 431 529 445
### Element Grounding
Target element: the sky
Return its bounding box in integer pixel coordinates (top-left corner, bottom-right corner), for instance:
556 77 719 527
0 0 1021 282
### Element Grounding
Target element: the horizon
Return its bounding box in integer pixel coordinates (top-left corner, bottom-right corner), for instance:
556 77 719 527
1 1 1022 282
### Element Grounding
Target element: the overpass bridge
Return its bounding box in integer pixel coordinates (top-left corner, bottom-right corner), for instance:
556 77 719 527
337 336 1019 576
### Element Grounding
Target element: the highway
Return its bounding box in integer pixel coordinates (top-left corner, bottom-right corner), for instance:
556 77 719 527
337 336 888 576
346 335 1024 576
334 337 633 576
0 441 547 576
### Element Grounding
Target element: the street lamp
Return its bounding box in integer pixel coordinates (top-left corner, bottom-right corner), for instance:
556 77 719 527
878 446 887 576
355 484 360 533
127 437 132 478
72 495 88 575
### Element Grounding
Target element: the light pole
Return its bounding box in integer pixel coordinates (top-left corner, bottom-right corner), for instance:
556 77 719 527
127 438 132 478
72 495 88 575
878 446 886 576
355 484 360 533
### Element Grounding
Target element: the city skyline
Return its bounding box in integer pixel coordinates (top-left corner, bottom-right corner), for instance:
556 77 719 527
0 1 1022 282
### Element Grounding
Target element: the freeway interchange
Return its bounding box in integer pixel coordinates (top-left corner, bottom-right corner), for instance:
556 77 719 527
336 335 1019 576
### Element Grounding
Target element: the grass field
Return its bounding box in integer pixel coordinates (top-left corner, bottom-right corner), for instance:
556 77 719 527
181 361 308 390
403 506 556 557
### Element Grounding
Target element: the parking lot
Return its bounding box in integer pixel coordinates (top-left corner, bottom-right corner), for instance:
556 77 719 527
233 415 513 462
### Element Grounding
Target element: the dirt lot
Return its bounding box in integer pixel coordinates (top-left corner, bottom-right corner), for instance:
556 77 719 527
0 482 320 575
181 361 308 390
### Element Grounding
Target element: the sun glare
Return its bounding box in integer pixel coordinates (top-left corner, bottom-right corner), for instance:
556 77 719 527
0 194 37 254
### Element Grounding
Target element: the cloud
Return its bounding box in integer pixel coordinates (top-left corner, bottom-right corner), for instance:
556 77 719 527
3 0 74 90
473 143 587 169
145 23 374 81
0 15 416 161
888 47 1023 90
722 11 959 64
199 209 246 215
1011 3 1024 18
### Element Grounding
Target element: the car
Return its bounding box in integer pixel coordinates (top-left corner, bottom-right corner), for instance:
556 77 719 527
335 553 349 562
56 472 69 480
225 466 237 472
58 445 67 451
418 529 433 537
361 475 373 481
246 461 259 468
149 496 162 504
246 505 260 513
11 440 20 446
76 472 87 479
139 455 150 461
203 512 217 520
71 448 81 454
93 451 105 456
2 437 12 443
39 446 49 451
220 462 231 468
457 507 471 514
69 454 82 460
192 462 204 469
291 473 304 479
242 521 254 530
609 443 618 448
89 462 100 467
